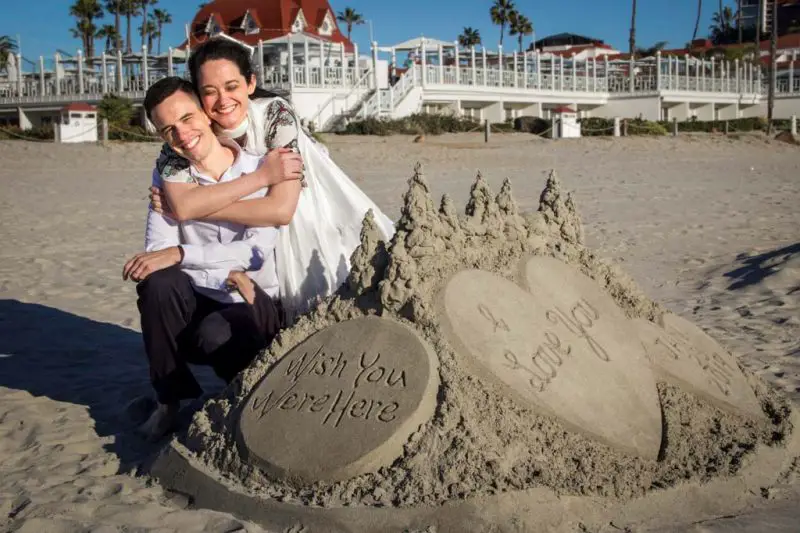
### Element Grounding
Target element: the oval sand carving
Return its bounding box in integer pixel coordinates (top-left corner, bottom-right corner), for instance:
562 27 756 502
238 317 439 483
635 314 762 418
439 258 662 459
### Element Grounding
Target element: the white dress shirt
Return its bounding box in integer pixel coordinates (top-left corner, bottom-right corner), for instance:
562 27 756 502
145 140 279 304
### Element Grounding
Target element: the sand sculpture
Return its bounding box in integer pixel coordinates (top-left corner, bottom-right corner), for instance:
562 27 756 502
151 165 795 532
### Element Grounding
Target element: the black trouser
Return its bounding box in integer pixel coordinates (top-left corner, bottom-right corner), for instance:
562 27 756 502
137 266 284 405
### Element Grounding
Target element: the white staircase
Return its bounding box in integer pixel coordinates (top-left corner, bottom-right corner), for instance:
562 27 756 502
355 67 421 120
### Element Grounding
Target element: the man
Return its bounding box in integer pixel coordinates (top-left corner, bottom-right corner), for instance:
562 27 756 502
122 77 302 440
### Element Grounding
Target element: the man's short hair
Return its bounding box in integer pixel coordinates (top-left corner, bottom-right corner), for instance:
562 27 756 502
144 77 198 122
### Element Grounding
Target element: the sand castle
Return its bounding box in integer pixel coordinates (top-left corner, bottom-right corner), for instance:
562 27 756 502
150 166 798 532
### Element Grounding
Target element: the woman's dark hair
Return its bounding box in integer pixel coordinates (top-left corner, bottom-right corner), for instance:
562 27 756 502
188 38 288 100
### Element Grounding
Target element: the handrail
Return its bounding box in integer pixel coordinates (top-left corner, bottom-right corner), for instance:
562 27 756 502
308 68 374 126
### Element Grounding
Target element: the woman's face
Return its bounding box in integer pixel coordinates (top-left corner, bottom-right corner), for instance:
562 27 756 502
196 59 256 130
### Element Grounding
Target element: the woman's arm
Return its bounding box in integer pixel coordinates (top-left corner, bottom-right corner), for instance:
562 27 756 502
202 179 302 227
162 148 302 222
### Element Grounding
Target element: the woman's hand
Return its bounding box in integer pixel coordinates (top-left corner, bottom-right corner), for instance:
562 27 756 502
149 186 175 218
226 271 256 304
257 148 304 187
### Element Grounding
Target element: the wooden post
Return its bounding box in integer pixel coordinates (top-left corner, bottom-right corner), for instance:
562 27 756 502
672 117 678 136
484 119 490 143
622 119 628 136
102 118 109 143
724 120 729 135
613 117 621 137
790 115 797 135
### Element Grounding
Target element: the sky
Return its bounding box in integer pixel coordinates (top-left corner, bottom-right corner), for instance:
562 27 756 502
0 0 732 65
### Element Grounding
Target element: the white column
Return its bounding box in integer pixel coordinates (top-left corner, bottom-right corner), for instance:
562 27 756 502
288 36 295 89
559 55 564 91
116 49 123 92
257 40 264 85
319 39 325 88
438 44 444 84
656 51 662 90
142 45 149 89
353 43 359 82
523 51 528 89
498 45 503 87
685 55 690 90
701 58 706 91
77 50 84 94
604 55 609 91
791 115 797 135
513 51 518 88
372 42 381 112
536 50 542 90
482 47 487 86
571 53 576 91
790 60 795 93
16 54 22 97
101 53 108 93
628 56 634 93
421 40 428 87
592 57 597 91
583 56 589 91
168 47 175 77
710 58 715 91
735 59 740 93
340 42 346 87
54 53 61 96
471 46 477 85
39 56 45 95
756 63 762 94
454 42 460 85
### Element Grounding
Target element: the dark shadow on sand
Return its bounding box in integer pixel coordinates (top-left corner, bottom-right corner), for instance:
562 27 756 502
724 242 800 292
0 299 220 471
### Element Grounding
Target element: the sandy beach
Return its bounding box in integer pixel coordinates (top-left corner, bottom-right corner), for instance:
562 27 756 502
1 133 799 531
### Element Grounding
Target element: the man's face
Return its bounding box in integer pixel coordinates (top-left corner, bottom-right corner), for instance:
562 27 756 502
151 90 215 162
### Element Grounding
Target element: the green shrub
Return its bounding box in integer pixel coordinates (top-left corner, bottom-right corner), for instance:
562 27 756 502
0 124 55 141
513 116 552 135
97 94 135 127
578 117 615 136
342 113 481 136
626 119 668 136
108 125 158 142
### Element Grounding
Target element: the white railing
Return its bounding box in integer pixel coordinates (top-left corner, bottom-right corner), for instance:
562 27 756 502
308 68 374 129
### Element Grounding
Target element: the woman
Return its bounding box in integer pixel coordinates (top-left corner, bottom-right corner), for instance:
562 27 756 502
152 38 394 317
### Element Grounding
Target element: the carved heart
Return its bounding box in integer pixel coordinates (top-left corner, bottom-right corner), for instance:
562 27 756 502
439 258 662 459
635 314 762 419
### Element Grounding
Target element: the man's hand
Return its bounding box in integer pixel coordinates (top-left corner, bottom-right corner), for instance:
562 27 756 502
149 186 175 218
256 148 304 188
123 247 182 282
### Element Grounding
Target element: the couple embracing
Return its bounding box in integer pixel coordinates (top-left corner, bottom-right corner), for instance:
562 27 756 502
122 38 394 440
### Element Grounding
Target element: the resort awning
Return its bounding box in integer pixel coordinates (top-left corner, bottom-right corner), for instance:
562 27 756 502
388 37 455 51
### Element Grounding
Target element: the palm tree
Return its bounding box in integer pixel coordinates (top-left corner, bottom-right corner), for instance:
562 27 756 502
490 0 516 47
458 27 482 48
710 6 736 44
635 41 668 57
629 0 637 57
336 7 364 42
139 0 158 50
105 0 122 51
96 24 120 52
509 12 533 53
153 8 172 54
0 35 18 73
69 0 104 58
140 19 158 52
121 0 140 53
692 0 704 43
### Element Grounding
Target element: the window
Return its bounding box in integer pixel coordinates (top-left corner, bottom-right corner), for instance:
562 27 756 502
291 12 306 33
318 12 334 36
245 16 259 34
70 113 82 119
206 15 222 35
86 113 95 118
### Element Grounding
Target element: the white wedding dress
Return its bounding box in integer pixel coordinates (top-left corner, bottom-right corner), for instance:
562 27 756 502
240 97 395 317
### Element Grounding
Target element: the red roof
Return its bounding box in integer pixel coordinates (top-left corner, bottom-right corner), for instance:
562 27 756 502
186 0 354 52
63 103 97 112
552 106 576 113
